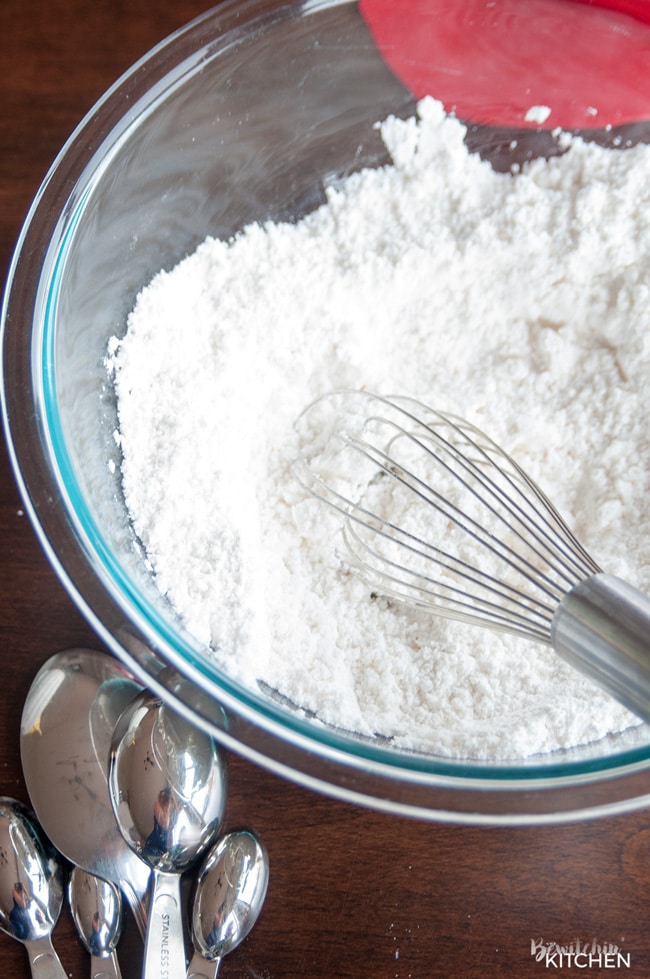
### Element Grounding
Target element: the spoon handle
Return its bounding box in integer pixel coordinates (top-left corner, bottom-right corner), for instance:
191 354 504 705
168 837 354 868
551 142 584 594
91 950 123 979
186 949 222 979
22 936 68 979
143 870 186 979
120 878 149 940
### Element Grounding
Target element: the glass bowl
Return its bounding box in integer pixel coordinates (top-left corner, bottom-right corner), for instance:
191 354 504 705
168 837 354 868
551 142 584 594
3 0 650 824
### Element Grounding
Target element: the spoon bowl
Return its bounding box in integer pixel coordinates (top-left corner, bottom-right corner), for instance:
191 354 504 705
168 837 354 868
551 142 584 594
68 867 123 979
109 689 227 979
188 830 269 979
20 649 149 938
0 797 67 979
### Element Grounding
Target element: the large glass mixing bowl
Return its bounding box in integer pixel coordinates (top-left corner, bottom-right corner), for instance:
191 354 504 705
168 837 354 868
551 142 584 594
4 0 650 824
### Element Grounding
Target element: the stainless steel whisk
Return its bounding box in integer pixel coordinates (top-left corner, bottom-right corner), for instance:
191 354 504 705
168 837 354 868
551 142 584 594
294 390 650 722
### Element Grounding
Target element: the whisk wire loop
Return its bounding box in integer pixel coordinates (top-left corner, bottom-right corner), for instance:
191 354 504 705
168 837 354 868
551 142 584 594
373 399 599 586
341 518 555 642
348 423 572 599
294 391 602 644
294 391 650 723
342 430 564 611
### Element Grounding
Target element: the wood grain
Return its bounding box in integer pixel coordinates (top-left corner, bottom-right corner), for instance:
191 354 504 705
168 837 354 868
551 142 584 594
2 1 650 976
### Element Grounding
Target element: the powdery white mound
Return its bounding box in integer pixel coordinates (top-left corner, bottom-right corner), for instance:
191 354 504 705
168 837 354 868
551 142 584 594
108 98 650 761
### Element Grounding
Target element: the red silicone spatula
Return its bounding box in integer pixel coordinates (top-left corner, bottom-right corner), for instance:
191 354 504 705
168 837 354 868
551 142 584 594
359 0 650 130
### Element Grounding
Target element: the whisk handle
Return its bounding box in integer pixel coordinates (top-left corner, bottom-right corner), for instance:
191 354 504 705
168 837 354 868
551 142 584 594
552 573 650 723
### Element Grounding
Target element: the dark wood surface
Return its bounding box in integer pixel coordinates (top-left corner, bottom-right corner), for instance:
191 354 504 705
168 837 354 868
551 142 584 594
3 1 650 976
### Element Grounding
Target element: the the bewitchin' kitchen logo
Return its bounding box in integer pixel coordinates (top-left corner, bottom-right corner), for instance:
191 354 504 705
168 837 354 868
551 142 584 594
530 938 631 969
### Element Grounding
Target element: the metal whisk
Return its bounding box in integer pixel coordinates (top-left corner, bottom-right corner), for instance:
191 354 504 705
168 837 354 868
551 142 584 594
294 390 650 723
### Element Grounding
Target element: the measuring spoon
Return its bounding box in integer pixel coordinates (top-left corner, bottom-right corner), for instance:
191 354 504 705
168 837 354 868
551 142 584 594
20 648 149 937
187 830 269 979
68 867 123 979
0 797 67 979
109 690 227 979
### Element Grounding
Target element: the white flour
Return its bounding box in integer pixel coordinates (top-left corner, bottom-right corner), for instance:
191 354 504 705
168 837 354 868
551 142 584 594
108 97 650 760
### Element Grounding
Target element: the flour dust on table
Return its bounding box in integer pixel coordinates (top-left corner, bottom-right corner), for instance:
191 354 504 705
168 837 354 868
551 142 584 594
107 97 650 761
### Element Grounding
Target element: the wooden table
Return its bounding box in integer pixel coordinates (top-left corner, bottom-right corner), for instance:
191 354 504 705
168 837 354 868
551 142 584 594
3 1 650 976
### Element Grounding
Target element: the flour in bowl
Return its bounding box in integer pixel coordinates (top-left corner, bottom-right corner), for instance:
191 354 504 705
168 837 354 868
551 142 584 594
107 97 650 760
